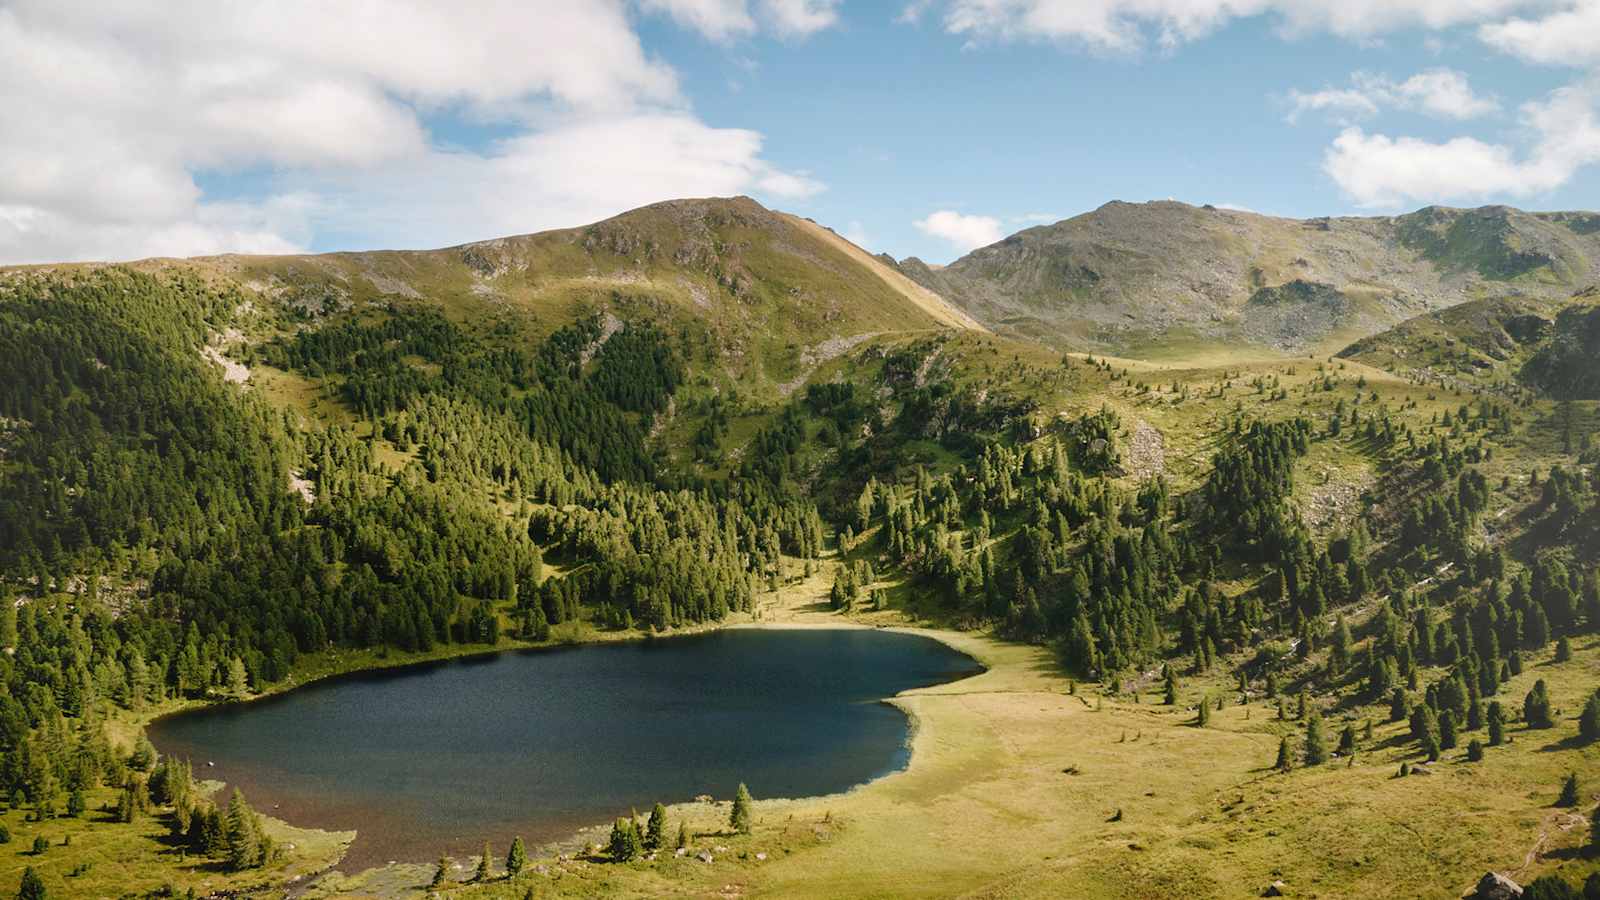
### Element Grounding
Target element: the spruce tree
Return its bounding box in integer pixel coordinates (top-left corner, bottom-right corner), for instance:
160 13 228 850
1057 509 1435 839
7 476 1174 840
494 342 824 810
1304 714 1329 766
506 836 527 876
609 818 641 861
475 841 492 881
645 803 667 851
17 867 45 900
1489 701 1506 746
730 783 753 835
1581 692 1600 743
1525 679 1555 729
429 856 450 889
1196 698 1211 727
677 820 689 850
1439 711 1458 751
1163 666 1178 705
1559 772 1580 808
1466 739 1484 762
224 789 261 871
1338 724 1357 754
1275 736 1294 772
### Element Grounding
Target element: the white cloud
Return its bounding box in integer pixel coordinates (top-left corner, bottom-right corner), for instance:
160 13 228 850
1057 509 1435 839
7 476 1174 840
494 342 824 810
931 1 1543 53
1479 1 1600 67
1323 82 1600 207
1286 87 1381 124
1287 68 1498 123
915 210 1005 251
639 0 757 40
0 0 825 264
762 0 844 37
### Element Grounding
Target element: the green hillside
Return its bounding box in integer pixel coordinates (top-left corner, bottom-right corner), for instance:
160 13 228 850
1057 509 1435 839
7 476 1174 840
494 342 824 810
2 198 1599 899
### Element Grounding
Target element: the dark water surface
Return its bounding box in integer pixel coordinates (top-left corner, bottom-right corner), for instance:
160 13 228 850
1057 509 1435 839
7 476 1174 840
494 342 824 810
148 628 982 869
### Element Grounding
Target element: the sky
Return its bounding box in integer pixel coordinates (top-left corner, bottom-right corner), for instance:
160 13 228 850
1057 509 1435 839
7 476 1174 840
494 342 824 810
3 1 1600 266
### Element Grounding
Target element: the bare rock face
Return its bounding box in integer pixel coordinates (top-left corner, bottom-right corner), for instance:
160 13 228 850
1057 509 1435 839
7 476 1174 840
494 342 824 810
1468 871 1522 900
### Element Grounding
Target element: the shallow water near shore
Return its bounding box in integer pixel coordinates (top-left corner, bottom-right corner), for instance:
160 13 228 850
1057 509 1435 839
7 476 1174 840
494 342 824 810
148 627 982 870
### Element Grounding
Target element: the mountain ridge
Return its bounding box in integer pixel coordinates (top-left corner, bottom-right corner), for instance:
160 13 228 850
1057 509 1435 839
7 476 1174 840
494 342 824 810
896 199 1600 355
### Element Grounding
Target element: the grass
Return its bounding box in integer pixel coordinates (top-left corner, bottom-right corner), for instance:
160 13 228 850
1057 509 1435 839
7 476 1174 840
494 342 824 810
0 783 351 899
279 550 1600 900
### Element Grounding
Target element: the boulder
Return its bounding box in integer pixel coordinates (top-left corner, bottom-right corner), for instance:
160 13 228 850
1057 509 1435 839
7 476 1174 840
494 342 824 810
1263 881 1287 897
1468 871 1522 900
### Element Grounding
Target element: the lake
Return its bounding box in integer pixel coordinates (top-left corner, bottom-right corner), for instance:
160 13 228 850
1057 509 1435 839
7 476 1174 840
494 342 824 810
147 627 983 869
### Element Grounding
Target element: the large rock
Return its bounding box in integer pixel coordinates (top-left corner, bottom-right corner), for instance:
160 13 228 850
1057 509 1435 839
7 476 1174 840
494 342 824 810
1469 871 1522 900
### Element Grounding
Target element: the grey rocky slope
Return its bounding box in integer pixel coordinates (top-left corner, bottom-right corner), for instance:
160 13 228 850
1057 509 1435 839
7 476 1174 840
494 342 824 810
894 200 1600 354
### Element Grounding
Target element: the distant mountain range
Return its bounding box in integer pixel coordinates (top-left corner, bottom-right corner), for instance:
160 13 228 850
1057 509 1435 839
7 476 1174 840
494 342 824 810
890 200 1600 355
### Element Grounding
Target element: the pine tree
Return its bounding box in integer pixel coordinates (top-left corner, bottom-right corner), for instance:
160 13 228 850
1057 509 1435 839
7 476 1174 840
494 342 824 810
730 783 753 834
1525 679 1555 729
1196 697 1211 727
676 820 689 850
475 841 492 881
1559 773 1580 808
1163 667 1179 705
1305 714 1329 766
1581 691 1600 742
1489 701 1506 746
1439 711 1458 750
1275 736 1294 772
645 803 667 851
17 867 45 900
506 836 527 876
1556 637 1573 663
224 789 262 871
609 818 641 861
1466 739 1484 762
429 856 450 889
226 657 250 699
1338 724 1357 754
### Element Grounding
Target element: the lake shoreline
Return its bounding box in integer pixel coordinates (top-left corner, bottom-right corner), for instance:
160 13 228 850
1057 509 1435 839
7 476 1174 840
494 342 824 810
145 609 996 891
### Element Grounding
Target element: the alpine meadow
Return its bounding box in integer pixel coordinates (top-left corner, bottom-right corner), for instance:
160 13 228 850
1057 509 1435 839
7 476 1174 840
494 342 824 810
4 3 1600 900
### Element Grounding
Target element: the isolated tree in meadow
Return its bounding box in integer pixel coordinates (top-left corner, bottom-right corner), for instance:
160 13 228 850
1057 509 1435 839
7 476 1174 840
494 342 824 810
1560 773 1580 807
676 820 689 850
645 803 667 851
1556 637 1573 663
506 836 527 876
1525 680 1555 729
1338 724 1357 755
1196 697 1211 727
1275 736 1294 772
17 867 45 900
730 783 753 834
475 841 492 881
1489 701 1506 746
1581 691 1600 742
429 856 450 889
1466 739 1484 762
1163 666 1179 705
1304 714 1328 766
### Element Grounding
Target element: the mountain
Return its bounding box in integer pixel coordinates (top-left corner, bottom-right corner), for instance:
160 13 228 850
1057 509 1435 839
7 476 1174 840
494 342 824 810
1337 285 1600 400
898 201 1600 355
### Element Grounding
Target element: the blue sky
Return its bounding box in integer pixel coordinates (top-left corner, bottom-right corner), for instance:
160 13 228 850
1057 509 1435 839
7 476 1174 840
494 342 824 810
4 1 1599 264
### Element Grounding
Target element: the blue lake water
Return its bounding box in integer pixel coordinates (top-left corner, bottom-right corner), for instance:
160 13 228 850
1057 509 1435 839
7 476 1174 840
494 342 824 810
147 627 982 868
